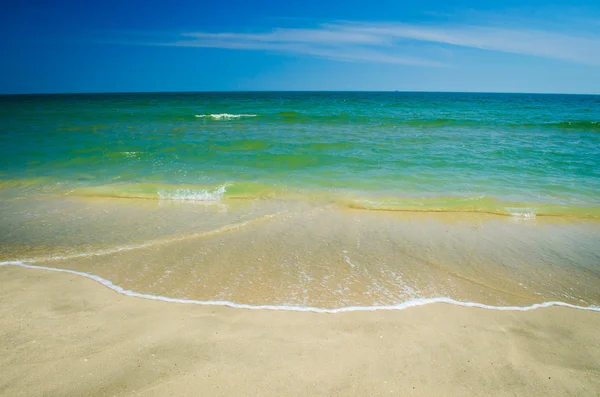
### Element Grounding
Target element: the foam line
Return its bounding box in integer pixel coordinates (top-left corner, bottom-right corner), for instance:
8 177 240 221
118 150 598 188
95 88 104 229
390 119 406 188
1 261 599 314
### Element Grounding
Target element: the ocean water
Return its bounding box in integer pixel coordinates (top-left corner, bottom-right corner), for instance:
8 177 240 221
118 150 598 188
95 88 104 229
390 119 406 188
1 92 599 310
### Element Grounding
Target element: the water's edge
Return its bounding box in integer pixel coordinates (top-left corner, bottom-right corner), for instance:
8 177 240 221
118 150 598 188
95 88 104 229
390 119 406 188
2 261 599 314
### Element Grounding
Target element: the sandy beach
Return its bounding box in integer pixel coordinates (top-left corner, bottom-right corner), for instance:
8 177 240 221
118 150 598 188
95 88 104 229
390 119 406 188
3 2 600 395
1 264 599 397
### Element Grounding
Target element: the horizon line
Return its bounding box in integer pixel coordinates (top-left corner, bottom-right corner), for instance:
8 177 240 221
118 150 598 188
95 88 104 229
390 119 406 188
1 89 599 96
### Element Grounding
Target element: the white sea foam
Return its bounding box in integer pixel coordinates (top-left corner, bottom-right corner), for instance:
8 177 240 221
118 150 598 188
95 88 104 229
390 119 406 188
195 114 257 120
343 251 357 268
1 261 599 314
509 211 537 220
158 184 227 201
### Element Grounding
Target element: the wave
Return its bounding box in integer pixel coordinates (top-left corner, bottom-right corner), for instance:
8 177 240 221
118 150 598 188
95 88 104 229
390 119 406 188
546 120 600 131
68 182 278 202
49 107 597 130
157 184 227 201
1 261 599 313
195 113 257 120
344 196 600 219
66 183 600 218
398 119 600 130
399 118 483 127
191 112 599 131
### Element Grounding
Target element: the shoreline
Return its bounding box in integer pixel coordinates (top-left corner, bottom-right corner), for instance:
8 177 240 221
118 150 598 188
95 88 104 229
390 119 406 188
2 260 600 314
1 265 599 396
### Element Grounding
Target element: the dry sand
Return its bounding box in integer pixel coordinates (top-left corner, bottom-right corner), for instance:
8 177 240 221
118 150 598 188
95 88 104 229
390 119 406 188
1 265 599 397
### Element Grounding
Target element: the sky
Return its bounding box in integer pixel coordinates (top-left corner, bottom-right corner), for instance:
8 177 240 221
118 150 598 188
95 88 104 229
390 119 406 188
1 0 600 94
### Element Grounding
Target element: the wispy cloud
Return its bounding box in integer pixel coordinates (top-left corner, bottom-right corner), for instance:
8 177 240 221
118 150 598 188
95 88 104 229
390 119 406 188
168 26 442 67
342 23 600 64
160 19 600 66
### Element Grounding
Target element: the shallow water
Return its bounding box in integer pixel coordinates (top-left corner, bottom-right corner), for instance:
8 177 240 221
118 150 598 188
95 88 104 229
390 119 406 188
1 92 599 310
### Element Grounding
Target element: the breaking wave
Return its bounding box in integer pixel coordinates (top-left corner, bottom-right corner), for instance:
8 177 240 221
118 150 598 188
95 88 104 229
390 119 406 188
158 184 227 201
195 114 257 120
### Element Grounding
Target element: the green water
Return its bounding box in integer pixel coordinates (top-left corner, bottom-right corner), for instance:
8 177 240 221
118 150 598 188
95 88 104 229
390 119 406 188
1 92 599 216
1 92 600 310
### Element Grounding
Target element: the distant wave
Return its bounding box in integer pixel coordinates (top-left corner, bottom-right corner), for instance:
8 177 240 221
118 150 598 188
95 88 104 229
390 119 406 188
189 110 599 131
398 119 599 130
192 112 599 130
545 120 600 131
195 113 257 120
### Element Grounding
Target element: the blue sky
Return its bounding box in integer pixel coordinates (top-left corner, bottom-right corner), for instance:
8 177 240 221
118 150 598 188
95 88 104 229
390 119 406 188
1 0 600 94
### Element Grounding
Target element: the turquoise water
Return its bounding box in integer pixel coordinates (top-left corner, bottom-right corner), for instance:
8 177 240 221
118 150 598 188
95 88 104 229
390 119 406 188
1 92 599 216
1 92 600 310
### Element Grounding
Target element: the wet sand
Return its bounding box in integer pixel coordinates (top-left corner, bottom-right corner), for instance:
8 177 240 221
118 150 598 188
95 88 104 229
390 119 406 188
1 265 599 397
4 197 600 309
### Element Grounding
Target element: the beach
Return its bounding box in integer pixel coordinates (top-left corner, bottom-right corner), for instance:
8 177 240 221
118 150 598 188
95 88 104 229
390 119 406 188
1 264 599 397
1 92 599 396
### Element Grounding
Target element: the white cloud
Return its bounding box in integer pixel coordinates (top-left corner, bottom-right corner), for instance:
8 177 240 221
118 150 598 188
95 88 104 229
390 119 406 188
169 27 443 66
184 28 389 45
163 19 600 66
342 23 600 64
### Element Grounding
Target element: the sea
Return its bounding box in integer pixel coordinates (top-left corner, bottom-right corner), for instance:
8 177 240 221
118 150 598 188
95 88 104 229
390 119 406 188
1 92 599 312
